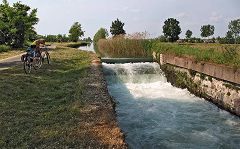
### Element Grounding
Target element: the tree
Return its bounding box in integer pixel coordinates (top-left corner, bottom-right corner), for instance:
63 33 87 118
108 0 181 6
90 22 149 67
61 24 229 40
200 25 215 39
93 28 108 49
110 18 126 36
69 22 84 42
0 0 39 48
162 18 181 42
225 31 235 44
228 19 240 44
185 30 193 39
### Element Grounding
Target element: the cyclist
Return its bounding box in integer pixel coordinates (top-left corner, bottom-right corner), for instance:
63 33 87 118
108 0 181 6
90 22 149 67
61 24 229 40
21 39 46 62
31 39 46 56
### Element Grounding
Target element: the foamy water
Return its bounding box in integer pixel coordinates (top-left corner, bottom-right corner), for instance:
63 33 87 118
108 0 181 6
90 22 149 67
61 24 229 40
103 62 240 149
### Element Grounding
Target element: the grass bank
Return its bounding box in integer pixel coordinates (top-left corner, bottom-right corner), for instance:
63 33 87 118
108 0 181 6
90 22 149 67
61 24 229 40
0 47 126 148
152 42 240 68
96 38 240 68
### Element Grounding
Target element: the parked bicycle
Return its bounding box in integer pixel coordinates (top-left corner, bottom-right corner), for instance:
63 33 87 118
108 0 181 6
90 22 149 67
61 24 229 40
40 46 51 65
21 46 51 74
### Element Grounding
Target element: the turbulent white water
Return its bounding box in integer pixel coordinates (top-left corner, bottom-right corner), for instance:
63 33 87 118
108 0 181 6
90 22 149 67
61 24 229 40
103 62 240 149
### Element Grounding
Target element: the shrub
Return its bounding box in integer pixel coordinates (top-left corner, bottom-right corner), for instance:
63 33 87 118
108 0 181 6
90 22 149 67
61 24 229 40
0 45 11 53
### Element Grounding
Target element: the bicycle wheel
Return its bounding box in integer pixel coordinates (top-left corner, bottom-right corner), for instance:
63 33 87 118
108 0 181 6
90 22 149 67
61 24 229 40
33 57 43 70
46 53 51 64
24 58 32 74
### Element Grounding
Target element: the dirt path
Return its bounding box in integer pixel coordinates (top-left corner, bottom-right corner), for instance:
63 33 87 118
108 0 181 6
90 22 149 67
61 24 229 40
0 45 56 71
0 54 23 71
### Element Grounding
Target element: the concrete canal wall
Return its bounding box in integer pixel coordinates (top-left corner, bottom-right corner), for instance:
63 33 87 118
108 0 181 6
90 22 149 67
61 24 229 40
153 52 240 116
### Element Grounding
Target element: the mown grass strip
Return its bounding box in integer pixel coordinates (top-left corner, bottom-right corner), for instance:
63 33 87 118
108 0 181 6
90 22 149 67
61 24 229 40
0 48 93 148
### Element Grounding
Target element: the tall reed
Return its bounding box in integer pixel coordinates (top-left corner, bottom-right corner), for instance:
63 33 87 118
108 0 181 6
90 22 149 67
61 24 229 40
97 37 152 58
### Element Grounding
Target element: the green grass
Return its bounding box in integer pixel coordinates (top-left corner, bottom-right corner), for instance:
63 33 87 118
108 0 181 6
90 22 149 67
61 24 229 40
0 48 93 147
0 45 11 53
96 38 240 68
152 42 240 68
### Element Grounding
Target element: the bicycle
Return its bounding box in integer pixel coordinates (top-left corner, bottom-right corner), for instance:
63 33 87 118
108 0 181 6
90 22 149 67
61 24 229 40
40 46 51 65
22 48 43 74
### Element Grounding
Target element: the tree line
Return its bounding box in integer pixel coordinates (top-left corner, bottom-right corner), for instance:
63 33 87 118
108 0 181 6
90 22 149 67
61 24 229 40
0 0 90 51
94 18 240 45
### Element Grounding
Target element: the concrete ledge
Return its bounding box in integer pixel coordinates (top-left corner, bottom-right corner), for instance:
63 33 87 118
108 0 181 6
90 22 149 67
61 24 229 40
158 54 240 85
101 58 153 64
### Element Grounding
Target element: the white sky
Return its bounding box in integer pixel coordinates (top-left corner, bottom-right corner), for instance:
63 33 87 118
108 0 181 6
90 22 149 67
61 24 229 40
6 0 240 38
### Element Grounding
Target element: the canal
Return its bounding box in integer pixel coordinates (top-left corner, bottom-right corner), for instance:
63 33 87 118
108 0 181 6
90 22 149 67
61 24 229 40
103 62 240 149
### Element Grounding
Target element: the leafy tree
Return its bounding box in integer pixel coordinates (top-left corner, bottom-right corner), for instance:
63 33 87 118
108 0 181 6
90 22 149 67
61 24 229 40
163 18 181 42
110 18 126 36
225 31 235 44
185 30 193 39
69 22 84 42
83 37 92 43
93 28 108 48
200 25 215 39
0 0 39 48
228 19 240 44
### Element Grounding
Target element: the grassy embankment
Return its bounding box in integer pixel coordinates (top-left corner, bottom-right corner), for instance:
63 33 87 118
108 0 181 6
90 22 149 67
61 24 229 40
0 45 125 148
97 38 240 68
152 42 240 68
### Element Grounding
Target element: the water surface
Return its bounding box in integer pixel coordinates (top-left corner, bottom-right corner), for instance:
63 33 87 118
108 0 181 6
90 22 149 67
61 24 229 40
103 62 240 149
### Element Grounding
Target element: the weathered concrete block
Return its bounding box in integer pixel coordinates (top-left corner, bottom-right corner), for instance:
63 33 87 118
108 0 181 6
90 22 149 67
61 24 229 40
161 53 240 85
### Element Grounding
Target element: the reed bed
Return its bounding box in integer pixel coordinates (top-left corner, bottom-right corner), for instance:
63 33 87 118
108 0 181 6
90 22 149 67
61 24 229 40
97 38 152 58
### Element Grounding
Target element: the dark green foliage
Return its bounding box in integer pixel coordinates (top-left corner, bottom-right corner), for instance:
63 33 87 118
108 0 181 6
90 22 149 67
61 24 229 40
189 70 196 77
110 19 126 36
208 76 213 82
223 83 240 93
41 34 69 42
69 22 84 42
156 35 167 42
0 44 10 52
227 92 231 96
93 28 108 50
189 37 204 43
200 25 215 39
225 31 235 44
162 18 181 42
200 73 206 80
0 0 39 48
82 37 92 43
185 30 193 39
228 19 240 43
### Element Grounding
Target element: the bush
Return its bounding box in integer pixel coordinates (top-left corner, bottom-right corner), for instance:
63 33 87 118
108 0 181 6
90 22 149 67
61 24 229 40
0 45 11 53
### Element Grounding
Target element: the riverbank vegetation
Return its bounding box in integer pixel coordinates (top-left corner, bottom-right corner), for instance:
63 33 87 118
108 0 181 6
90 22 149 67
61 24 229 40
97 37 152 58
96 37 240 68
0 46 126 148
152 42 240 68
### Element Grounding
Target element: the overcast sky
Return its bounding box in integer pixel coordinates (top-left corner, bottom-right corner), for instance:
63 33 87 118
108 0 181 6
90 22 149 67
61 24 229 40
6 0 240 38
